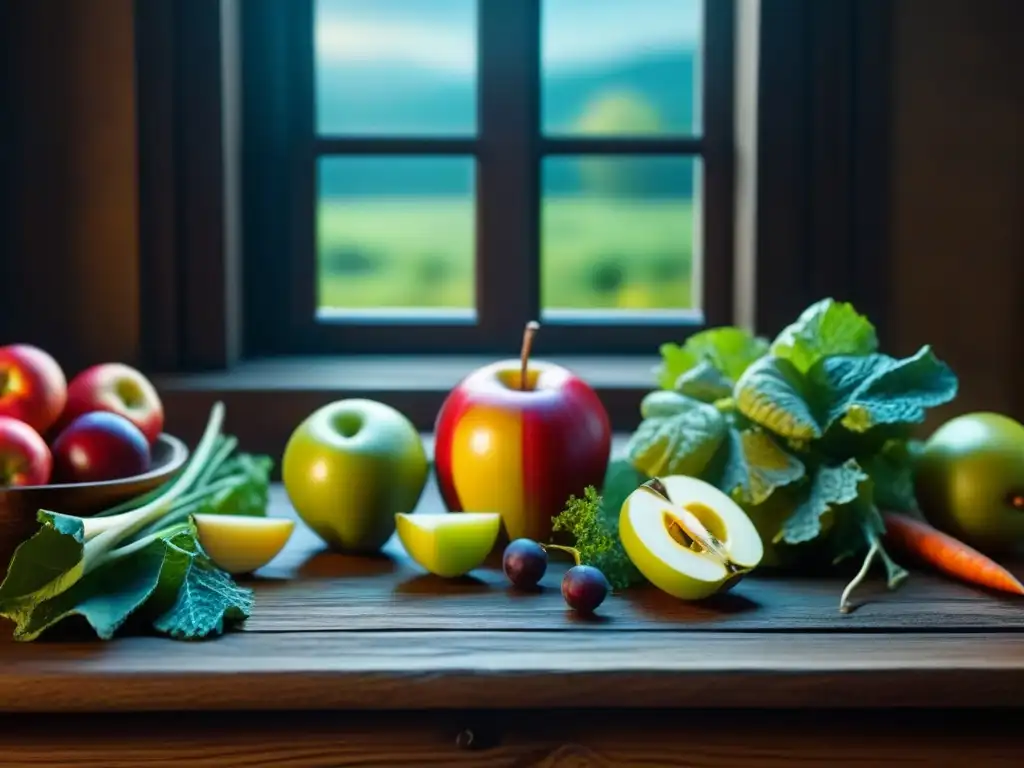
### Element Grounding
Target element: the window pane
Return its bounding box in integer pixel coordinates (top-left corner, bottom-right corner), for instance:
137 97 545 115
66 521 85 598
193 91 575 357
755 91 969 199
317 157 476 313
315 0 478 136
541 156 698 313
541 0 703 137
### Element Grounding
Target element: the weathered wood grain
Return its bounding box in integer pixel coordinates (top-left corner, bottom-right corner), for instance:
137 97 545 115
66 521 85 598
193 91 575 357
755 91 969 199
0 630 1022 712
0 709 1021 767
243 486 1024 633
0 485 1022 718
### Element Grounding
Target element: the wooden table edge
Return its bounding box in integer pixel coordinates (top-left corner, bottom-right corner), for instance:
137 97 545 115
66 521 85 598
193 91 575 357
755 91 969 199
0 629 1021 712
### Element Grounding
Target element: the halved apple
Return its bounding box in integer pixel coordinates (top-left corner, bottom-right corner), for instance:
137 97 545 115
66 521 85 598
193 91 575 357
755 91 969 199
193 514 296 574
395 512 501 578
619 476 763 600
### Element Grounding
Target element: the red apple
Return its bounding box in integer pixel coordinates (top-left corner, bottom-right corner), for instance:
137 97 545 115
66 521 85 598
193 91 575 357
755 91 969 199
434 322 611 543
51 411 151 484
0 344 68 434
0 416 52 487
61 363 164 444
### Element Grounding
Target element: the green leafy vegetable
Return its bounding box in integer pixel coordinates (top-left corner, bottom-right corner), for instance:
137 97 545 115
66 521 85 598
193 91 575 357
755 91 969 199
861 439 920 513
0 403 271 642
619 296 959 612
655 327 768 390
625 392 727 477
673 358 734 402
829 494 908 613
778 460 867 545
551 460 646 590
598 459 648 526
712 428 806 506
152 533 255 639
12 523 195 642
735 356 822 440
811 344 958 433
771 298 878 374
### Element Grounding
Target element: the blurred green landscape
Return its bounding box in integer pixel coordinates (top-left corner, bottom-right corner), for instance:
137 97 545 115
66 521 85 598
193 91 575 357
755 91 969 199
314 0 701 313
317 197 695 311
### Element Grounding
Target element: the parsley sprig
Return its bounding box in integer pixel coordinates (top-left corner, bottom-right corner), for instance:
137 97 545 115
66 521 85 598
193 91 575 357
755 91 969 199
552 461 647 590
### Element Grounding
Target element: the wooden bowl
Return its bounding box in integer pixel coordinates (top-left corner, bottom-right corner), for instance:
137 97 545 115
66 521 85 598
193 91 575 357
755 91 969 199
0 434 189 576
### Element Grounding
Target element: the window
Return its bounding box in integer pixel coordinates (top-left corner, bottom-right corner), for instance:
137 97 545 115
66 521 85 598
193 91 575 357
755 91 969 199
243 0 735 356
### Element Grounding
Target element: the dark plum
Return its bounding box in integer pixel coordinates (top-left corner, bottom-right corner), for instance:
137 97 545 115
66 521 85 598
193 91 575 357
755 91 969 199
502 538 548 589
561 564 610 614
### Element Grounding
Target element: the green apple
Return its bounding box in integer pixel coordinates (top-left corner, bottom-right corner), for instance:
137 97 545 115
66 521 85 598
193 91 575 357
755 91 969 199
282 399 429 553
619 475 764 600
193 514 295 574
915 412 1024 554
395 512 501 578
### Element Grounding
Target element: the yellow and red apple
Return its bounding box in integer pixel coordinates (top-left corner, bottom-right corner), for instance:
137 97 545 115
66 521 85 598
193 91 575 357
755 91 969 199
51 411 152 484
0 344 67 435
60 363 165 445
0 415 52 486
434 322 611 543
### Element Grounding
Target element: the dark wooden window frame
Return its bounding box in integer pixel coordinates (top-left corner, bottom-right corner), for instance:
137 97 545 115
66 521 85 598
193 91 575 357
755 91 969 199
135 0 895 373
239 0 736 357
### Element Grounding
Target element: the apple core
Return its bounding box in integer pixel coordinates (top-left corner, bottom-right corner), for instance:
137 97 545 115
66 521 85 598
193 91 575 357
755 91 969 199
331 410 363 438
115 379 144 408
497 368 541 392
666 502 728 546
639 479 737 569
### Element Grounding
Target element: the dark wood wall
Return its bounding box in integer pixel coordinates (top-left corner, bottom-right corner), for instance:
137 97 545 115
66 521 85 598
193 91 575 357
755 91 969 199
0 0 140 375
888 0 1024 423
1 0 1022 417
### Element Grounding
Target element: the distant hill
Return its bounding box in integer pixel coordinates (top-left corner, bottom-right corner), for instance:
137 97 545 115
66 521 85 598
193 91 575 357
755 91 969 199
542 50 697 136
317 50 699 200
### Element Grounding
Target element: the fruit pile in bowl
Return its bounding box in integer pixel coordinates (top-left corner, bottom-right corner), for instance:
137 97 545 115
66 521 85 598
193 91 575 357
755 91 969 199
0 343 183 493
0 380 284 643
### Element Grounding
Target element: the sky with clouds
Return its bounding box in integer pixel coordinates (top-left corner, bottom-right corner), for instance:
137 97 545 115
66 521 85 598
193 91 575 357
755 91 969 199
315 0 702 75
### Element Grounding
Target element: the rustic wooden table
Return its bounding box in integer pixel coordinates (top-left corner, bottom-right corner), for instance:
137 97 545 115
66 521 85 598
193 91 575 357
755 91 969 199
0 482 1022 767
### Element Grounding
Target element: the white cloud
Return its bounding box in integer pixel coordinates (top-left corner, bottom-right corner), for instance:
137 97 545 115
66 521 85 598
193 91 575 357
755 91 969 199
316 19 476 75
316 2 701 75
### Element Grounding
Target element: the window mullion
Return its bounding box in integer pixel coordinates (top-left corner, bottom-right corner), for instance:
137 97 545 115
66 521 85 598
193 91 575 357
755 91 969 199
696 0 736 328
476 0 540 349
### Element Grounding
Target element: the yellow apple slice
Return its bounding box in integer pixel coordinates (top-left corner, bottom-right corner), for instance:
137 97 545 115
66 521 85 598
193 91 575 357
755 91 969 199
193 514 296 574
395 512 501 578
619 476 764 600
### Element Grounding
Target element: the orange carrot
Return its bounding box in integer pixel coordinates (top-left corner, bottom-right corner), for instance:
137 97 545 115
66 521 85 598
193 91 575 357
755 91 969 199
882 511 1024 596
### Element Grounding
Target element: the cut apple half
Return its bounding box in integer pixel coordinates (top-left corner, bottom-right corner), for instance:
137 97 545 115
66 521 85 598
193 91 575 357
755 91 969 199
193 514 296 575
619 475 764 600
396 512 501 578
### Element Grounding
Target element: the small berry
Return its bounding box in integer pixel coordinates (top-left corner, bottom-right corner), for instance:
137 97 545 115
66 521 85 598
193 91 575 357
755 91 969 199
502 538 548 589
562 565 610 614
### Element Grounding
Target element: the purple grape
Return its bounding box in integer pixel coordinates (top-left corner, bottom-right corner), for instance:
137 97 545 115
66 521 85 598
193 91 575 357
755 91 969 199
502 538 548 589
561 565 610 614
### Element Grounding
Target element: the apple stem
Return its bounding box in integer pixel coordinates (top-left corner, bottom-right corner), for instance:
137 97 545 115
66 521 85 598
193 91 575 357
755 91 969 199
543 543 582 567
519 321 541 391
